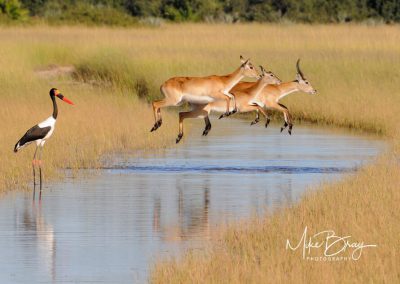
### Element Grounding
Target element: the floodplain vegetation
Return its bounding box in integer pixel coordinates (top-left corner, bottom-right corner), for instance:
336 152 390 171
0 24 399 282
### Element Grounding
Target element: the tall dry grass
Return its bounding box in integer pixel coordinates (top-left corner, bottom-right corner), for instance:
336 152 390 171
0 25 399 281
152 157 400 283
4 24 398 131
1 86 176 193
2 24 398 135
0 27 181 193
131 24 399 283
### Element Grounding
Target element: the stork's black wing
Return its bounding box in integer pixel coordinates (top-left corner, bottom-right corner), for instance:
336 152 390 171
14 125 51 152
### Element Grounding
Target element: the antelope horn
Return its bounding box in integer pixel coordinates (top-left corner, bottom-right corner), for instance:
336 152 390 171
296 58 305 79
259 65 266 73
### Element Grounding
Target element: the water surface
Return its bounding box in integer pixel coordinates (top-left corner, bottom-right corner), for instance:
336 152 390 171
0 119 384 283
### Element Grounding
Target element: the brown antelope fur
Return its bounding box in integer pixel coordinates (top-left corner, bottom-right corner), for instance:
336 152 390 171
150 56 259 132
231 59 317 135
175 66 282 143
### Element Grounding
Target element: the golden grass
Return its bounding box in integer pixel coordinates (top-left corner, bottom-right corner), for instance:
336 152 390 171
0 24 399 282
152 157 400 283
1 24 399 136
1 85 176 193
0 26 181 193
139 24 398 283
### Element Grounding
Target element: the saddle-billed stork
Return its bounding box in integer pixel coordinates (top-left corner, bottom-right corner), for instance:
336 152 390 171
14 88 74 200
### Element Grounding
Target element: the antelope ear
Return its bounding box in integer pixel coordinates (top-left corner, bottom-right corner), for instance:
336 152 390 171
259 65 266 74
240 55 245 63
241 59 250 68
296 73 303 82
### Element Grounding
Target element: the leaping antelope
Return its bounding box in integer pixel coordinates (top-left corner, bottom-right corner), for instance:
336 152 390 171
14 88 74 200
232 59 317 134
175 66 282 143
150 56 259 132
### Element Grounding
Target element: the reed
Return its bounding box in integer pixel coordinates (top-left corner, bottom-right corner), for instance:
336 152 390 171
0 24 398 281
152 157 400 283
0 84 176 193
128 24 399 283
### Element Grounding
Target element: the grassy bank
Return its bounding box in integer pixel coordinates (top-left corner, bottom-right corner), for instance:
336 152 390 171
0 25 399 281
152 157 400 283
139 24 398 282
0 26 182 194
1 85 176 194
3 24 398 134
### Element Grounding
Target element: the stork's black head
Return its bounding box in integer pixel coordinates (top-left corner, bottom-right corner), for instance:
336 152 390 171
49 88 74 105
49 88 57 97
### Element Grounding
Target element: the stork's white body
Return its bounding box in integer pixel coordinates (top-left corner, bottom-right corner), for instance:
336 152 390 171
37 116 56 145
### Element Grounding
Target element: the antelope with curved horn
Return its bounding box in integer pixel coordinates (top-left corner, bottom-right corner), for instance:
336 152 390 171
175 66 282 143
232 59 317 134
150 56 259 132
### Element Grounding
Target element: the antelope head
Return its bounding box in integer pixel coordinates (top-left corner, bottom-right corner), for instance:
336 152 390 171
240 55 259 79
295 59 317 95
259 65 282 85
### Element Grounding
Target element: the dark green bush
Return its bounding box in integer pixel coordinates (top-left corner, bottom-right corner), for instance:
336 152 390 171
0 0 28 20
42 1 137 26
6 0 400 24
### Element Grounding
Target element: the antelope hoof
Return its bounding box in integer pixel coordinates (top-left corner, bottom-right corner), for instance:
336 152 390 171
219 112 229 119
251 119 259 126
176 133 183 144
203 124 211 136
265 119 271 128
227 109 237 116
150 124 158 132
150 120 162 132
280 122 288 132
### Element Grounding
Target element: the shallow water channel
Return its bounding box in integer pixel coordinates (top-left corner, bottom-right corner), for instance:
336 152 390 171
0 119 384 283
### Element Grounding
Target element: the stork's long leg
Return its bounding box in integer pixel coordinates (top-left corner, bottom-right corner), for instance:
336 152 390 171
32 146 38 200
38 146 44 200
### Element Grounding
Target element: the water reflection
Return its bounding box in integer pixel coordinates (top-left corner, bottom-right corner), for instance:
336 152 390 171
153 183 210 242
29 203 56 283
4 200 57 283
0 120 384 283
